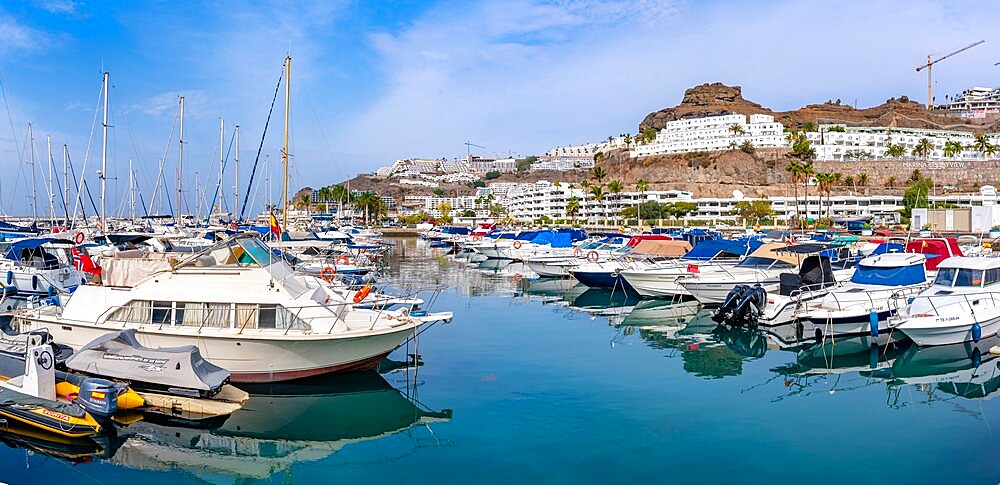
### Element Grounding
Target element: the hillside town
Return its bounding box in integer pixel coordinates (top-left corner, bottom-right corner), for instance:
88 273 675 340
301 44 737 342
305 83 1000 232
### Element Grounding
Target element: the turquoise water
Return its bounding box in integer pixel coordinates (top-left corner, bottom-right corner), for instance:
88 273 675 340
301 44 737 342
3 238 1000 484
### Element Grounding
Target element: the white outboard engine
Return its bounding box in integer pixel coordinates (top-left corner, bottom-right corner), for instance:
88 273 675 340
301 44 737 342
75 378 118 419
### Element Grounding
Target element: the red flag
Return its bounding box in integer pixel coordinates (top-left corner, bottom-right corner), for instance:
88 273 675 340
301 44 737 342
72 247 101 275
269 212 282 236
687 264 699 273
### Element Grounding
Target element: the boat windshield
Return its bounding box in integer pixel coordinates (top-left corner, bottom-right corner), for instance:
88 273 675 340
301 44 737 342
736 257 794 269
933 267 984 287
236 237 278 267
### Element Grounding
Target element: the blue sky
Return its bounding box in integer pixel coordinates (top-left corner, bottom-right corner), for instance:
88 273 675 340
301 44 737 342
0 0 998 216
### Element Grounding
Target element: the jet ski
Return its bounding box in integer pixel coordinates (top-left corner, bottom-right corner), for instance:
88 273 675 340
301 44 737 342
65 329 230 398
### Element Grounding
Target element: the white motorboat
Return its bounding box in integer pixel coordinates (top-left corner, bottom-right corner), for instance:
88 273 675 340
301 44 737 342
890 257 1000 346
617 238 757 298
13 234 452 383
0 237 89 295
678 243 802 305
801 252 930 337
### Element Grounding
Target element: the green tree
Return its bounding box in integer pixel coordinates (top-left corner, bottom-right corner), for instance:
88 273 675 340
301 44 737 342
590 166 607 186
885 176 897 189
886 144 907 158
484 170 502 180
739 140 755 154
902 178 933 217
432 188 445 196
635 178 649 223
606 180 624 223
589 185 606 223
800 161 815 226
728 123 745 137
353 191 385 224
640 127 657 144
623 134 633 150
912 138 934 160
566 196 581 223
664 201 698 219
733 200 775 225
971 133 997 158
461 209 476 218
943 140 964 158
802 121 817 132
784 160 803 227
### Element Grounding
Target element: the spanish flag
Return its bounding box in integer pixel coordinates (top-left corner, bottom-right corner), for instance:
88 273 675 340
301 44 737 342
269 212 282 236
91 390 106 401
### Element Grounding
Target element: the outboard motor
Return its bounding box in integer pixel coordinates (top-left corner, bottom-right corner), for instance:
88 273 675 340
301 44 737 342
712 284 751 323
730 285 767 327
76 378 119 419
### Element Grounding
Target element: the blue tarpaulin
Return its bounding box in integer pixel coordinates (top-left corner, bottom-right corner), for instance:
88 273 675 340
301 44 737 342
850 261 925 286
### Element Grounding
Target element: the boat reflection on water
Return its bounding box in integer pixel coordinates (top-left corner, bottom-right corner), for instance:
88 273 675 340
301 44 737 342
0 371 451 481
567 288 641 317
521 277 583 303
866 335 1000 402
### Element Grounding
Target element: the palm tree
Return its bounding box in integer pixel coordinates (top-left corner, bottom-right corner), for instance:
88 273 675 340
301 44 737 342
886 144 906 158
606 180 624 223
912 138 934 160
784 160 803 227
943 140 963 158
566 196 581 224
886 176 897 189
590 166 607 186
857 172 868 188
580 179 590 189
972 133 996 158
800 162 815 228
623 134 633 151
636 178 649 223
299 193 311 213
589 185 606 224
814 172 834 220
729 123 746 138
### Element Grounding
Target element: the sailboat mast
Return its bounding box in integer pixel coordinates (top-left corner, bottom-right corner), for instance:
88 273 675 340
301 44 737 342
62 144 69 223
281 55 291 231
129 158 135 220
218 116 224 220
177 96 185 225
234 124 240 224
28 123 36 221
47 134 54 225
100 71 109 230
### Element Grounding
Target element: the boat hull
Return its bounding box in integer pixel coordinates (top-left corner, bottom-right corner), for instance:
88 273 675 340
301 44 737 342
16 318 422 383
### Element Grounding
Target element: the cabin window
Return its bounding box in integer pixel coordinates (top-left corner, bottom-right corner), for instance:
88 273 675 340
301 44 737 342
109 300 152 323
235 304 257 329
258 304 277 328
151 301 172 325
985 268 1000 286
937 268 985 287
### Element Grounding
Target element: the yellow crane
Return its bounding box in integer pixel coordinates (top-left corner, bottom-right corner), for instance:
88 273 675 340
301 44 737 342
916 40 985 110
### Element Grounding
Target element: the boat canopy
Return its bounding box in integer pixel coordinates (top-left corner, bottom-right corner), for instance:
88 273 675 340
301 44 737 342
851 255 926 286
550 232 572 248
871 242 904 255
906 238 963 271
528 232 554 245
632 240 692 256
3 238 73 268
746 243 800 266
683 238 761 261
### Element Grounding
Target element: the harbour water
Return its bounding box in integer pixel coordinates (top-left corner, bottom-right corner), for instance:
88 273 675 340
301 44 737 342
4 237 1000 483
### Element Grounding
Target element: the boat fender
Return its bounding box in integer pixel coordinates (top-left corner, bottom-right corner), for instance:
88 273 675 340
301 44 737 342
869 311 879 338
972 322 982 343
869 343 878 369
5 271 10 285
31 275 38 291
74 232 85 245
47 285 55 297
972 348 982 368
574 247 583 258
353 284 372 303
320 266 336 283
513 241 522 250
587 251 599 263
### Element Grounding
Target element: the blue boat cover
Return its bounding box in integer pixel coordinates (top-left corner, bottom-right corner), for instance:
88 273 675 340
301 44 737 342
4 237 72 260
683 238 759 260
870 242 904 255
851 261 925 286
550 232 572 248
528 232 554 245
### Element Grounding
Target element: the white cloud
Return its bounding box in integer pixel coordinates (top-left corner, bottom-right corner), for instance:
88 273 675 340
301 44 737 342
34 0 83 15
0 14 50 57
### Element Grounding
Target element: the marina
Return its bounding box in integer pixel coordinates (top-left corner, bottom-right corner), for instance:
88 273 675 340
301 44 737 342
3 234 1000 482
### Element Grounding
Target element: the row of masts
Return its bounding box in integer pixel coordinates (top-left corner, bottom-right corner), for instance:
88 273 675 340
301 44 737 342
16 56 294 230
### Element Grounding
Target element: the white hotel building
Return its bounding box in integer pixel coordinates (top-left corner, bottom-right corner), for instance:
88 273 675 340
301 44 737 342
805 126 1000 162
630 113 786 157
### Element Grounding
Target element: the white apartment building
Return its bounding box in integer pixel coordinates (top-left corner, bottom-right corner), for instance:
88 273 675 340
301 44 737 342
935 86 1000 118
467 156 517 174
630 114 786 158
806 125 1000 161
530 156 595 171
546 136 627 158
374 158 464 177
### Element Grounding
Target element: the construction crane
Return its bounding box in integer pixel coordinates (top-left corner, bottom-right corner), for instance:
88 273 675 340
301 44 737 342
464 141 485 160
916 40 985 110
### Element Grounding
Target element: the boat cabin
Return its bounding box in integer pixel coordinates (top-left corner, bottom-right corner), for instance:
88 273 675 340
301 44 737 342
930 257 1000 289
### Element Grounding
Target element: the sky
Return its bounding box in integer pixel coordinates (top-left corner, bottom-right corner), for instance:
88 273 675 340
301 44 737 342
0 0 999 217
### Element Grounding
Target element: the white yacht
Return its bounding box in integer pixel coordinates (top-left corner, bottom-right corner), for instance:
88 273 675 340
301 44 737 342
801 252 929 337
890 257 1000 346
678 243 802 305
13 234 451 383
0 237 89 295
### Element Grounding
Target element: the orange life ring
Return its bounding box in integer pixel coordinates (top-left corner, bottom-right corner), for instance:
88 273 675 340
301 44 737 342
74 232 85 245
320 266 336 283
512 273 523 282
574 247 583 258
587 250 599 263
336 255 350 265
513 241 522 249
353 284 372 303
473 234 483 241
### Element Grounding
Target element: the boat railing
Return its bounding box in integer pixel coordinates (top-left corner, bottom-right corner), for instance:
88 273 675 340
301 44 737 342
899 291 1000 323
822 284 929 312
